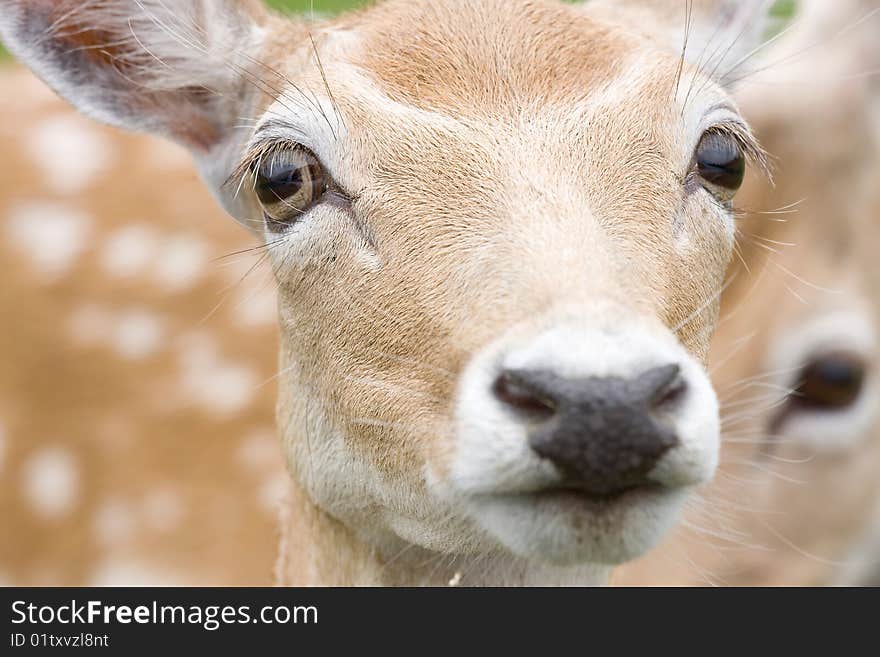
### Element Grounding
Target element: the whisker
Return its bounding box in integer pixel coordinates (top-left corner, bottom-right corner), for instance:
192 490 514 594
672 272 738 334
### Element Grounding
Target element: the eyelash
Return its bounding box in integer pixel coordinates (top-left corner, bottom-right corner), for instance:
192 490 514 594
226 140 302 193
226 140 358 208
700 122 768 174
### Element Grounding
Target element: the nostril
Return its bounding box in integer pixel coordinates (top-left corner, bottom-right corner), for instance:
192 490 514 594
492 370 557 419
643 364 688 410
496 364 683 497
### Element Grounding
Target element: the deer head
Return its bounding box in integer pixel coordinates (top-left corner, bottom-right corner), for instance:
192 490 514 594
0 0 773 585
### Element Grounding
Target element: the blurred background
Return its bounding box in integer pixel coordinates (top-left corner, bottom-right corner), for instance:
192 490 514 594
1 0 878 587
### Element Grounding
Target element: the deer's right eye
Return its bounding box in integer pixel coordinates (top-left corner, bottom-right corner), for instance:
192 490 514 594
695 130 745 200
255 148 327 229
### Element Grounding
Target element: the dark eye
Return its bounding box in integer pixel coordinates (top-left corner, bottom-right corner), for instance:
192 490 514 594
793 352 867 411
255 148 326 229
695 131 745 199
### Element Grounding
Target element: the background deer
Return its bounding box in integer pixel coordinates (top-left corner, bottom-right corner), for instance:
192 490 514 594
0 0 778 586
0 64 286 585
618 0 880 586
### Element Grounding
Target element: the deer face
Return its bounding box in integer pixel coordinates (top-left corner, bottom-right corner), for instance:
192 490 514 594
0 0 770 570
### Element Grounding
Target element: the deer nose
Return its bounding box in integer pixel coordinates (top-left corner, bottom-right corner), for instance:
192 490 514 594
492 364 686 496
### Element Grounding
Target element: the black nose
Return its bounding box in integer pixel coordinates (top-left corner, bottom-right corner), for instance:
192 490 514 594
493 365 685 496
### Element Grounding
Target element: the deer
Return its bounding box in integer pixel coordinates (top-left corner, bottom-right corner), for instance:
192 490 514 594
617 0 880 586
0 0 776 586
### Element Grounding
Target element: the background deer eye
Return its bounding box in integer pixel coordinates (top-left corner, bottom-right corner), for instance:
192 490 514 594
794 352 866 411
695 131 745 198
255 148 326 229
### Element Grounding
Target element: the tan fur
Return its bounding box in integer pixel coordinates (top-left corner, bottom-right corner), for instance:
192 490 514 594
0 67 283 585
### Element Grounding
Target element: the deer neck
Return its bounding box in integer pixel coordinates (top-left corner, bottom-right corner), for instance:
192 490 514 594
275 477 612 587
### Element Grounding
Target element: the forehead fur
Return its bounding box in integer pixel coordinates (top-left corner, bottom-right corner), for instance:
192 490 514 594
334 0 676 117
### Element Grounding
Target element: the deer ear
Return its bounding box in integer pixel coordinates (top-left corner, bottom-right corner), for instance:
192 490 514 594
588 0 776 89
0 0 277 224
0 0 269 150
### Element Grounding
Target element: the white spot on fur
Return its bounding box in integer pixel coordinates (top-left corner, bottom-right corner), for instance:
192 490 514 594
233 283 278 329
177 333 258 414
22 447 79 518
193 363 257 415
69 305 164 359
93 498 136 546
154 235 209 292
6 202 92 279
101 224 160 279
142 487 184 532
221 255 277 327
25 114 114 194
258 472 288 514
103 228 210 292
90 560 191 587
237 429 279 470
112 309 164 360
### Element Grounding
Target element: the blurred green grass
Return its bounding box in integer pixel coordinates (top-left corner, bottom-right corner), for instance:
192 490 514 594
266 0 365 13
770 0 797 19
0 0 797 62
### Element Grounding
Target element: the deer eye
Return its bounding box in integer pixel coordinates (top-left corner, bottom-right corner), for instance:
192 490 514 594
695 131 745 200
794 352 867 411
255 148 326 229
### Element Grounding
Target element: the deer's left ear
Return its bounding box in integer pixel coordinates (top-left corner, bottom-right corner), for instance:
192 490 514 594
0 0 271 151
587 0 776 89
0 0 272 217
0 0 270 151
